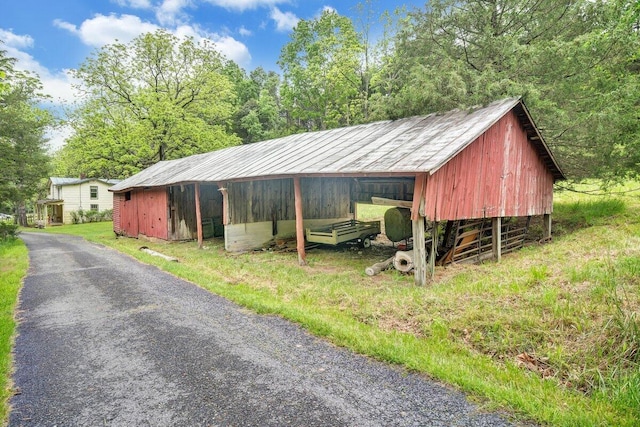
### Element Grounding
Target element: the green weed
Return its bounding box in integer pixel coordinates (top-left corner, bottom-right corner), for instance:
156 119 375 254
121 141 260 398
0 239 27 424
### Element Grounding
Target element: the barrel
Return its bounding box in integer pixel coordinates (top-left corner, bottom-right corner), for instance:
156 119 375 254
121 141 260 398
384 207 413 242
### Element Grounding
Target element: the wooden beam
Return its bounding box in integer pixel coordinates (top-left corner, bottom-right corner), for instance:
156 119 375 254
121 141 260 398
293 177 307 266
195 182 203 249
371 197 413 208
543 213 552 242
413 216 427 286
217 183 229 225
492 216 502 262
412 173 428 286
410 173 427 221
429 221 438 280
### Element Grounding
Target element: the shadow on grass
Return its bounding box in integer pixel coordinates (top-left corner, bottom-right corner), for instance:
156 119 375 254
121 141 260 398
553 199 626 234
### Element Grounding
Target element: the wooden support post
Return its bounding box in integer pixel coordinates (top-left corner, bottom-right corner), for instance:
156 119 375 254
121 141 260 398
411 173 428 286
293 177 307 266
413 217 427 286
195 182 203 249
543 213 552 242
429 221 438 280
492 216 502 262
217 183 229 225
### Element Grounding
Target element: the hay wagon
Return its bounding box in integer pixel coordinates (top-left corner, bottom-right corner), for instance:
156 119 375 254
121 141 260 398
305 220 381 248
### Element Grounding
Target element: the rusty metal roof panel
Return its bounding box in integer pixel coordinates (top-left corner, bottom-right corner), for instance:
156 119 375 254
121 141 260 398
111 97 564 192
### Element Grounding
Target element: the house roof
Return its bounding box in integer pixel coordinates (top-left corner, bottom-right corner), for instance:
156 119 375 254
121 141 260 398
110 97 564 193
51 177 121 186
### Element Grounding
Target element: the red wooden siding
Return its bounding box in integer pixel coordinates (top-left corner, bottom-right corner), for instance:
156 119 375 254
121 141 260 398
117 188 168 239
424 111 554 221
113 193 123 234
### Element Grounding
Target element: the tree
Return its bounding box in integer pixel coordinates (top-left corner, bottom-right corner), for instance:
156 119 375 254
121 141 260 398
278 9 364 131
227 66 286 143
58 30 241 179
0 49 53 225
378 0 640 180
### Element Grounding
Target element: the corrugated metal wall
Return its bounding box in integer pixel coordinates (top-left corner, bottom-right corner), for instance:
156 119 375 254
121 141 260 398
424 111 554 221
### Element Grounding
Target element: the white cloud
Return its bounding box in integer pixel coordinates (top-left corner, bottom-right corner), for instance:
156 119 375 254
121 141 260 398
173 24 251 66
238 26 252 37
156 0 192 25
202 0 287 12
212 35 251 66
0 28 34 49
270 7 299 32
54 14 159 47
46 124 74 152
54 13 250 66
0 28 78 106
112 0 153 9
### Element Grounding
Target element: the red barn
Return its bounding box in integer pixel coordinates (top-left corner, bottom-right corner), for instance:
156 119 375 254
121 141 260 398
110 98 564 285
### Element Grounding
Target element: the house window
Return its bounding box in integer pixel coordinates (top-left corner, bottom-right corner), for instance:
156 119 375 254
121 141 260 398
125 191 132 201
90 186 98 199
90 204 99 211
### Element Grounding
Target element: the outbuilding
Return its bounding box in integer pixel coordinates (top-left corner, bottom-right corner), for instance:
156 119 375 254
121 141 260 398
109 97 564 285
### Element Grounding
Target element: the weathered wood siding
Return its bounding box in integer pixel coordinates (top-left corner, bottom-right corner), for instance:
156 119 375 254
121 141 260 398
224 177 353 251
352 178 414 203
228 178 351 224
424 111 554 221
168 184 223 240
116 188 168 239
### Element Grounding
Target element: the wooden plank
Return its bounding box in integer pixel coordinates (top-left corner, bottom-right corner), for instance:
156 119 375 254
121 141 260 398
492 217 501 262
371 197 413 208
195 182 203 248
217 183 229 225
294 177 306 266
543 213 552 241
429 221 438 280
412 173 428 285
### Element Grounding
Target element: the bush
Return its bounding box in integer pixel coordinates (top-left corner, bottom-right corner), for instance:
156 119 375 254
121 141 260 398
70 208 113 224
0 223 19 241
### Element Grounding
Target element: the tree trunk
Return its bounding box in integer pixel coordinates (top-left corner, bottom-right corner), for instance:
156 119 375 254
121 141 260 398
365 257 394 276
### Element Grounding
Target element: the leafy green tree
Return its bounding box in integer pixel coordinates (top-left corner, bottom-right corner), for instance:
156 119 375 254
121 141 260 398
278 9 364 131
227 66 286 143
0 49 53 224
378 0 640 180
58 30 241 178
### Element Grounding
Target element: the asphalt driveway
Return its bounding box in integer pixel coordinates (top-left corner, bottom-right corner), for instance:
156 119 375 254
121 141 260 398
10 232 516 426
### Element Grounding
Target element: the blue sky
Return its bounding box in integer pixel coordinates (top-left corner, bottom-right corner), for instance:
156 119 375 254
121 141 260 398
1 0 425 106
1 0 425 149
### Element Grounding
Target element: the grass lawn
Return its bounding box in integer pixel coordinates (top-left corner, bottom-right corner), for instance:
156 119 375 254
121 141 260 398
8 181 640 426
0 237 27 425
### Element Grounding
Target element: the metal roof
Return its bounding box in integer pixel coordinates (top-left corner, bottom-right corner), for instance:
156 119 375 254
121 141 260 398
110 98 564 193
51 177 121 186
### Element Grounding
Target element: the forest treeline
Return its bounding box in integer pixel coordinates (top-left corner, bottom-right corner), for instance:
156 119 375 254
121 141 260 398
2 0 639 214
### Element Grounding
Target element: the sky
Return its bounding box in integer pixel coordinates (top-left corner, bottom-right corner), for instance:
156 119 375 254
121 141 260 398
1 0 425 150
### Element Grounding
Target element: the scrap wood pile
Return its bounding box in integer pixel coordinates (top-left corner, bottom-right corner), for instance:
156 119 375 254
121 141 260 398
365 217 531 276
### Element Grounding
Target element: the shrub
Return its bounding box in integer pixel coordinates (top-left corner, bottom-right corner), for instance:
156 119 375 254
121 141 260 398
0 223 19 241
70 208 113 224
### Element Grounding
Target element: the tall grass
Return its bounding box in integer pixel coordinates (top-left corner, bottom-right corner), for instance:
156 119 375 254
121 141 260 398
0 239 27 424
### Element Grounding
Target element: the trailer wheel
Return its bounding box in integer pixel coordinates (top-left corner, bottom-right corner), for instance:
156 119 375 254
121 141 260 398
361 237 371 248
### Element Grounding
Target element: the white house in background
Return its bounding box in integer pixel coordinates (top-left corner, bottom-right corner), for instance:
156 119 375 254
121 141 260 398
38 177 121 224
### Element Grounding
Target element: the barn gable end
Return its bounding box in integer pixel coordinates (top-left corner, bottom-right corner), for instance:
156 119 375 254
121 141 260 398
424 110 554 221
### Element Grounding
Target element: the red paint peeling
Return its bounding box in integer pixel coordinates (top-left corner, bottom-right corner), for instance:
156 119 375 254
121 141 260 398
424 111 554 221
